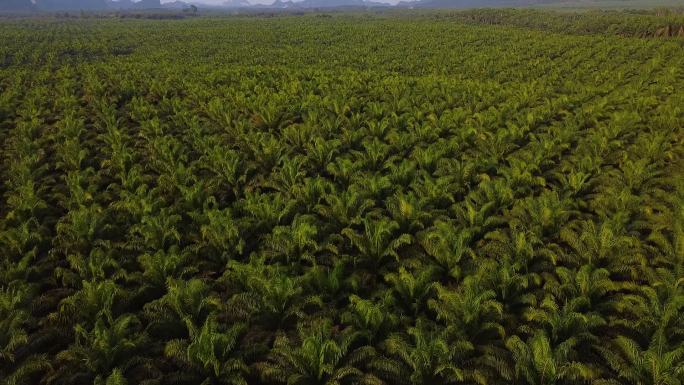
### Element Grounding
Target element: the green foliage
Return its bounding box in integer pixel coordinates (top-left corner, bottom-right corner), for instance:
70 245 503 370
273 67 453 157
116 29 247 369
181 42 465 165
165 317 248 385
0 10 683 385
506 331 597 385
255 319 370 385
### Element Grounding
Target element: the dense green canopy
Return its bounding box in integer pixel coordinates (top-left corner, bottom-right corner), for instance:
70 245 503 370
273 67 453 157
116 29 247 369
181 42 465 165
0 11 683 385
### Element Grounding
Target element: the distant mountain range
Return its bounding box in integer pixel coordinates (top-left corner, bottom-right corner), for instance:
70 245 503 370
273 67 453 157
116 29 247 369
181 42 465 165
0 0 632 13
0 0 163 11
0 0 386 11
223 0 250 7
107 0 162 9
265 0 389 8
0 0 182 11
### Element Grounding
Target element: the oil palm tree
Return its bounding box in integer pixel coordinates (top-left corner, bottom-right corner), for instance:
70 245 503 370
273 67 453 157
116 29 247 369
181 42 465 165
382 320 476 385
199 147 246 201
521 295 605 353
165 317 248 385
429 278 504 343
509 190 574 239
0 287 30 368
196 207 244 264
544 265 619 315
560 221 643 278
342 294 397 345
384 267 437 319
316 188 374 231
410 175 456 212
225 261 321 332
306 138 341 173
159 278 218 329
418 221 475 282
135 246 196 295
342 218 411 272
477 257 537 332
301 262 347 303
55 279 120 326
266 215 320 264
48 314 147 385
506 331 596 385
598 333 684 385
255 319 373 385
386 192 432 234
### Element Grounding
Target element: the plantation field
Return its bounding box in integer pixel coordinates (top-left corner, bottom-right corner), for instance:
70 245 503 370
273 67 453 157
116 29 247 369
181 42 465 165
537 0 684 10
1 11 684 385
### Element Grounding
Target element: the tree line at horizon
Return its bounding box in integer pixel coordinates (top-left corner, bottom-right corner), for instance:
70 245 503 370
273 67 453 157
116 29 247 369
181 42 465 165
0 12 683 385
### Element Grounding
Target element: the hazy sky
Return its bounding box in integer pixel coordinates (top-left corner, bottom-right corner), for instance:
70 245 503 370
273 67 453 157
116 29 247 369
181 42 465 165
160 0 402 5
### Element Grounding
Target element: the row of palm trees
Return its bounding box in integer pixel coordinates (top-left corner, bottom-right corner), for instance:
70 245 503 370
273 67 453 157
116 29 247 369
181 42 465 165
443 8 684 39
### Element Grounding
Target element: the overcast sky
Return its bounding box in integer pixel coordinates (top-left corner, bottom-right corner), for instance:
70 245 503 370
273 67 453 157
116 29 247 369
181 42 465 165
160 0 403 5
